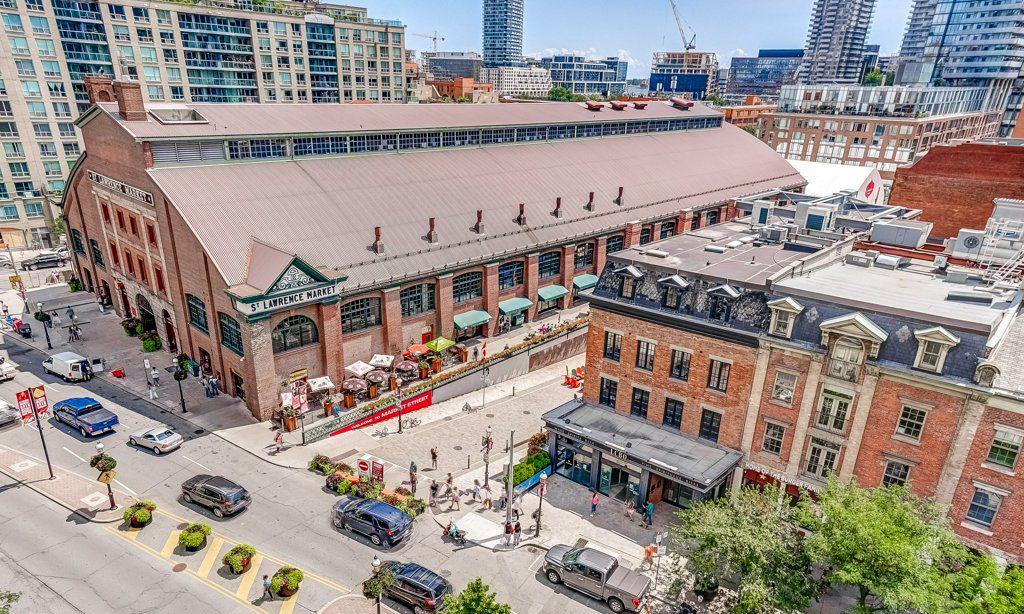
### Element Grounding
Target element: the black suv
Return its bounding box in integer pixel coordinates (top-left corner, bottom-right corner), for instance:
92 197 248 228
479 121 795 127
373 561 452 614
332 495 413 547
181 475 250 518
22 253 63 270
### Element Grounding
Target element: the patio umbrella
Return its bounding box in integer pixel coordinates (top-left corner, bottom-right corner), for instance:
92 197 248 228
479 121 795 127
394 360 417 373
369 354 395 369
345 360 374 378
307 376 335 393
341 377 367 393
365 370 388 385
406 344 429 358
425 336 455 353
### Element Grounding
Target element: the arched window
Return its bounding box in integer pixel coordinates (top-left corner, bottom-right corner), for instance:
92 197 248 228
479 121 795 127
606 235 625 254
218 312 244 356
538 251 561 278
574 242 594 269
400 283 436 317
340 297 381 334
498 261 524 290
827 337 864 381
186 294 208 333
453 271 483 303
272 315 319 353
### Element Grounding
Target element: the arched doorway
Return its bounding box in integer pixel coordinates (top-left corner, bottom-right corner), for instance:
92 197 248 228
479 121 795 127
118 282 130 315
99 280 112 307
162 309 177 353
135 293 157 332
83 269 94 293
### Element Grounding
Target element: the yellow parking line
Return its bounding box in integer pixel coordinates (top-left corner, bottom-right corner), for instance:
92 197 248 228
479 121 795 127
235 553 263 600
196 536 224 579
121 528 141 541
161 530 181 558
278 593 298 614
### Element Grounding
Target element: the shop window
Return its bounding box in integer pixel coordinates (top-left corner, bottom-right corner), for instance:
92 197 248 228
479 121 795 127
668 349 690 381
498 261 524 290
341 297 380 333
605 235 625 254
966 487 1002 527
663 398 683 428
707 359 730 392
598 377 617 408
635 340 655 371
603 331 621 361
538 251 561 279
895 404 927 441
186 294 208 333
986 427 1022 469
771 371 797 404
698 408 721 443
400 283 435 317
218 313 244 356
881 460 910 487
630 387 649 418
805 438 839 479
762 423 785 456
452 271 482 304
574 242 594 269
272 315 319 353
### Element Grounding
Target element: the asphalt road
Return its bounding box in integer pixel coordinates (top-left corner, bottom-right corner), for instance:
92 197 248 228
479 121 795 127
0 335 611 614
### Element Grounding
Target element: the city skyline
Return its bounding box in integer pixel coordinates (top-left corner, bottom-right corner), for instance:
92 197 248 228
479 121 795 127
359 0 913 77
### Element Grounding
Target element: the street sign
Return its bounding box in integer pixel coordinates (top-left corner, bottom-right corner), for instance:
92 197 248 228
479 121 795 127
15 390 32 420
98 470 117 484
357 459 370 476
30 386 48 414
7 275 19 286
371 460 384 482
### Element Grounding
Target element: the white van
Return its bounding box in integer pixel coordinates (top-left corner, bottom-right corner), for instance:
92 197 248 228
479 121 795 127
42 352 92 382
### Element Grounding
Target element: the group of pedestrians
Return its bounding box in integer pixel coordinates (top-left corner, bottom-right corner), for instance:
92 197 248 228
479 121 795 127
503 520 523 548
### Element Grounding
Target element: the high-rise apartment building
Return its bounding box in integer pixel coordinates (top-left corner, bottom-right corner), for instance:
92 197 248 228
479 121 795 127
897 0 936 73
422 51 483 81
539 55 627 96
727 49 803 96
0 0 404 248
479 65 551 97
797 0 877 84
482 0 523 68
648 51 719 99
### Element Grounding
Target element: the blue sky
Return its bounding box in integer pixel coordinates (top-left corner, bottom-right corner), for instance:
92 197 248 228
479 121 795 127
357 0 913 78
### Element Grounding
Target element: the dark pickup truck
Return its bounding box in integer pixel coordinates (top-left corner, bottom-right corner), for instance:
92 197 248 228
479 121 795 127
543 545 651 613
53 397 119 437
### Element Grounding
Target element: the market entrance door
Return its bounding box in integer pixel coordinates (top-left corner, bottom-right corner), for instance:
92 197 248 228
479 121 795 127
136 294 157 333
162 309 177 353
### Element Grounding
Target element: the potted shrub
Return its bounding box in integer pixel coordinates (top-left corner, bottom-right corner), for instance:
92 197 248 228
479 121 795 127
430 354 442 374
270 566 304 597
123 501 157 528
120 317 142 336
140 331 162 352
417 360 431 380
33 310 50 323
282 409 297 432
89 452 117 473
178 522 211 552
222 544 256 574
175 352 191 371
308 454 336 475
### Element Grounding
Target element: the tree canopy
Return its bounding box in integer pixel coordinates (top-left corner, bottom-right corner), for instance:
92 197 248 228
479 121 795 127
547 87 586 102
443 578 511 614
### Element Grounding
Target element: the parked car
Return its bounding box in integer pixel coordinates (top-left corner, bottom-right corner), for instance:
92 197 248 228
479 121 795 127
543 546 651 613
0 254 12 269
181 475 250 518
21 253 63 270
42 352 92 382
0 401 20 427
53 246 68 260
0 360 15 382
332 495 414 547
370 561 452 614
53 397 118 437
129 426 183 455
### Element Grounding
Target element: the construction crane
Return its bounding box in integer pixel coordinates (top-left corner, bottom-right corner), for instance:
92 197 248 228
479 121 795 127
411 31 445 53
668 0 696 51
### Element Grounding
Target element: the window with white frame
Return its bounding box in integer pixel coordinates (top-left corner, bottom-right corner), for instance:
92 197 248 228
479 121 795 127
762 423 785 455
966 486 1002 527
816 390 852 432
895 405 927 441
805 437 839 479
986 426 1022 470
767 297 802 338
882 460 910 487
913 327 959 373
771 371 797 404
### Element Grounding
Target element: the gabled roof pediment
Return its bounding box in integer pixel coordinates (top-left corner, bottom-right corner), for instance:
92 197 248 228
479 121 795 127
819 312 888 343
708 284 741 299
244 238 330 295
614 265 644 279
768 296 804 313
658 274 689 289
914 326 961 346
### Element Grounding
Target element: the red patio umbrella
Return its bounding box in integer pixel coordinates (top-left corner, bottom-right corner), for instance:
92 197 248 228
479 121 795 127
406 344 429 359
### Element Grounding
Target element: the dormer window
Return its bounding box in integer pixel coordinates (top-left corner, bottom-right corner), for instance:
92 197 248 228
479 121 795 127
658 275 688 310
818 312 888 382
707 284 740 322
767 297 804 339
827 337 864 381
913 327 959 374
614 265 643 299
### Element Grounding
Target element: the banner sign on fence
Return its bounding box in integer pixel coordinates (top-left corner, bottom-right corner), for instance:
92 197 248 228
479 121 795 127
331 390 433 436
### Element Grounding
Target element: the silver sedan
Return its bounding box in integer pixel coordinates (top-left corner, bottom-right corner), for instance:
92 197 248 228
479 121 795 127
128 426 183 455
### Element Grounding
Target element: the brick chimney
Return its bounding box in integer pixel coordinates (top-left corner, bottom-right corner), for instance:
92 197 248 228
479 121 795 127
517 203 527 225
112 80 147 122
475 209 485 234
553 197 563 218
586 191 595 211
615 186 625 205
83 74 115 105
426 217 438 243
372 226 385 254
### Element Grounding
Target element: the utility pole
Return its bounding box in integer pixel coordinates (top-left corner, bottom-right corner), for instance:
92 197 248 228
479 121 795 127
535 471 547 537
505 429 515 527
28 389 53 480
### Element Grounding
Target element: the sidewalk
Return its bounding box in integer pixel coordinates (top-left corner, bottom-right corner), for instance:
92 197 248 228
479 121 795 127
0 444 133 522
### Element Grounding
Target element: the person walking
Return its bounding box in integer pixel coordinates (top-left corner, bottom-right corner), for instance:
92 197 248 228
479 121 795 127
261 574 273 600
482 484 492 510
147 380 158 400
503 521 513 547
472 479 481 502
50 311 61 329
513 520 522 547
150 367 160 387
429 480 438 506
209 374 219 397
445 472 454 495
430 447 438 470
410 472 418 496
65 306 75 322
644 501 654 527
590 491 599 516
409 460 418 485
642 544 656 570
624 499 635 521
273 429 284 453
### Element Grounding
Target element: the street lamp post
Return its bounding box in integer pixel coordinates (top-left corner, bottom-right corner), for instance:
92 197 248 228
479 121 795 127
505 429 515 528
96 442 116 510
370 555 382 614
395 385 403 435
480 366 490 408
37 302 51 350
483 425 493 487
172 358 188 414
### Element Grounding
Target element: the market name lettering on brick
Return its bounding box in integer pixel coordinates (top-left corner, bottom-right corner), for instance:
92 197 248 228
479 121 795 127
87 171 154 205
239 284 339 316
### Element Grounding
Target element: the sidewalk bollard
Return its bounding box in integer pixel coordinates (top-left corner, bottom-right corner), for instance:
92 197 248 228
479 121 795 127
512 386 516 396
466 454 470 469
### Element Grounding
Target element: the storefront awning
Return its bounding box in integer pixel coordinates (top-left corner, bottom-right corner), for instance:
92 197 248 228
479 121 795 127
454 310 492 330
537 284 569 302
572 274 598 290
498 297 533 315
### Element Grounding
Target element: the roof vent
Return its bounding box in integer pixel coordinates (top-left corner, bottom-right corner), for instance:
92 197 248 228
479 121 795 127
615 186 624 205
874 254 906 270
553 196 562 218
148 105 208 125
845 253 874 267
610 101 627 111
586 191 595 212
670 97 694 110
475 209 485 234
644 249 669 258
632 102 648 110
585 101 604 111
517 203 527 225
704 245 728 254
372 226 385 254
426 217 438 244
946 289 994 305
725 240 744 249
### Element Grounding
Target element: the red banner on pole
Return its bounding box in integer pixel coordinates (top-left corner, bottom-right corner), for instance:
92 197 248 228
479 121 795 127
332 390 433 436
15 390 32 420
30 386 48 415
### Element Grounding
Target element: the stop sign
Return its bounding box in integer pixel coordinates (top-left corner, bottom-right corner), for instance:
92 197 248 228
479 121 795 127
357 459 370 473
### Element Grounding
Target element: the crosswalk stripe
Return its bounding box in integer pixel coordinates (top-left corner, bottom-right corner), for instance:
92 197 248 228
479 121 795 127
196 536 224 579
235 553 263 600
278 592 298 614
160 530 180 558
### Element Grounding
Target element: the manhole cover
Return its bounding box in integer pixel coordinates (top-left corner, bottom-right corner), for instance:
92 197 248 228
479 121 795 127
176 522 189 530
172 563 187 572
439 569 453 578
453 446 462 451
194 429 205 435
486 414 494 418
523 411 531 415
443 416 453 422
525 546 541 554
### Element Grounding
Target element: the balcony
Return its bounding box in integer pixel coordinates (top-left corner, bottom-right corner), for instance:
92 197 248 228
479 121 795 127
826 358 858 382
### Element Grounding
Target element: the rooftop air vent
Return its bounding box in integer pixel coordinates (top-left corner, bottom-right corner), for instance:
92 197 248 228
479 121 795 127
845 253 874 267
704 245 728 254
147 105 208 125
725 240 744 249
643 249 669 258
610 101 627 111
873 254 906 270
632 102 648 110
585 101 604 111
669 97 694 110
946 289 994 305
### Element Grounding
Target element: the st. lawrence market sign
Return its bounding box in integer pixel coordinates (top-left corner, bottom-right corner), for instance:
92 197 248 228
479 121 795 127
88 171 154 205
235 283 339 317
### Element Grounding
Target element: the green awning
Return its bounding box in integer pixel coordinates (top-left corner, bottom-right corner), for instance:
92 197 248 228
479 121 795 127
573 274 599 290
499 297 533 315
537 284 569 302
453 310 491 330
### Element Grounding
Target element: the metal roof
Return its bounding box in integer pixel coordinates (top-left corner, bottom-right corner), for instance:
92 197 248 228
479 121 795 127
147 124 803 289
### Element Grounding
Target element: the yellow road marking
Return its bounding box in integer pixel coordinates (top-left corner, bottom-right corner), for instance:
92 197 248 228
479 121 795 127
122 528 141 541
278 592 298 614
235 553 263 600
196 536 225 579
160 530 181 558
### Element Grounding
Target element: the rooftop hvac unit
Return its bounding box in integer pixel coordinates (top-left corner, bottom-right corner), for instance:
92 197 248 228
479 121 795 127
873 254 906 269
933 255 948 270
759 226 788 244
704 244 728 254
845 253 874 267
869 220 932 248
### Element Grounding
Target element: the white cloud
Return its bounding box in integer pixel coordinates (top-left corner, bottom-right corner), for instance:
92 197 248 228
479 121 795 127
729 47 747 58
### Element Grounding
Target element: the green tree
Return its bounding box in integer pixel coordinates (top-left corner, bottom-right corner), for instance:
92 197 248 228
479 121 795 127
947 552 1024 614
362 567 396 603
741 124 758 136
50 215 65 237
704 94 726 106
862 69 885 86
800 477 965 614
547 87 585 102
670 485 816 614
0 591 19 614
443 578 511 614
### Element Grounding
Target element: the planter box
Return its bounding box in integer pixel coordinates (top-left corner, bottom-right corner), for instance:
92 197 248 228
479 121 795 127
277 585 299 598
418 367 430 379
184 536 207 552
129 516 151 529
514 467 550 495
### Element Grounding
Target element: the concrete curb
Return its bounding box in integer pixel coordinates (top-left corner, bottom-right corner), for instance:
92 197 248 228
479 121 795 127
316 593 401 614
0 452 131 524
